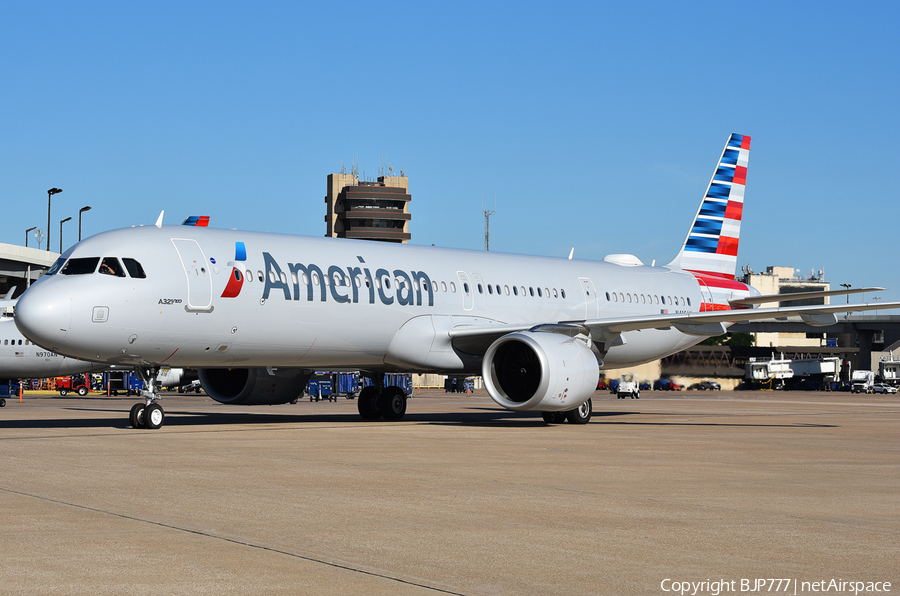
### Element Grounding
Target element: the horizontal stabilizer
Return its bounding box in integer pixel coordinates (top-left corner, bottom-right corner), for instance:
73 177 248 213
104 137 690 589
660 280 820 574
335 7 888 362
730 287 886 307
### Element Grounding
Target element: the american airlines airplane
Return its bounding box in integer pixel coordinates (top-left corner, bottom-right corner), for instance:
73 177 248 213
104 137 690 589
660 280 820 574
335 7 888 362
14 134 900 429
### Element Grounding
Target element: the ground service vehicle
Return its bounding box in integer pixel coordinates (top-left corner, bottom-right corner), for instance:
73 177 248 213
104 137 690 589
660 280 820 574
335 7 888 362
851 370 875 394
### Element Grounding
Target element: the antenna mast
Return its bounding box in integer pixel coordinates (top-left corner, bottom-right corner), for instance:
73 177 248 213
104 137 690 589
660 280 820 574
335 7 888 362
483 195 496 251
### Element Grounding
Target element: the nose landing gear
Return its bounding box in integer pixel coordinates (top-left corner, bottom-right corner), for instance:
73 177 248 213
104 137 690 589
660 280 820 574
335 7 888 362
129 367 165 429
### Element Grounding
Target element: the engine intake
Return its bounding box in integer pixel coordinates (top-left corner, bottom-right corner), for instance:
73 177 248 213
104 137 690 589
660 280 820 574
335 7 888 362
482 331 599 412
199 367 310 405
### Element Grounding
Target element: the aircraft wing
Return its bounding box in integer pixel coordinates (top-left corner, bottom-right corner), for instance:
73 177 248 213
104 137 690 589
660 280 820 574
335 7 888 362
448 301 900 353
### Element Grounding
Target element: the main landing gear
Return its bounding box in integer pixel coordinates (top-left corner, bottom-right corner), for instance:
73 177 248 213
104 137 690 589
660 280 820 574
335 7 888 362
357 384 408 421
541 398 593 425
129 368 165 430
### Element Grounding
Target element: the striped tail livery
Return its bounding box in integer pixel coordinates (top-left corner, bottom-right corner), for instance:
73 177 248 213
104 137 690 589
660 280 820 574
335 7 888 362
668 133 750 280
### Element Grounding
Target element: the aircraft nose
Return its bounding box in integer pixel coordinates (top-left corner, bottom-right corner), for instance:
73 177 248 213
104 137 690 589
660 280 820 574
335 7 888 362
15 284 73 350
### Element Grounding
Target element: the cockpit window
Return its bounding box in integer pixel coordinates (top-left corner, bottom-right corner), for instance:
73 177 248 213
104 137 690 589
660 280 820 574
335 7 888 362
61 257 100 275
122 258 146 279
46 256 67 276
99 257 126 277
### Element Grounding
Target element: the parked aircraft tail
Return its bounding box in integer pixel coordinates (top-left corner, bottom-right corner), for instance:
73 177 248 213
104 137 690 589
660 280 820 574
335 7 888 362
667 133 750 280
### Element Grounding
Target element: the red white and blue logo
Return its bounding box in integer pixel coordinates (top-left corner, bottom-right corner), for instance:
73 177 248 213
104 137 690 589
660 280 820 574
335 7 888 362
221 242 247 298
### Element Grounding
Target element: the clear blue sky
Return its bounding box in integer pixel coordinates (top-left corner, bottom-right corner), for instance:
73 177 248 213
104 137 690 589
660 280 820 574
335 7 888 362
3 1 898 302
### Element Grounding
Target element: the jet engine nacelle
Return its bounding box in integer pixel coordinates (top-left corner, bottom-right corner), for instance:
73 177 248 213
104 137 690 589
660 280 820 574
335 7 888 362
481 331 600 412
198 367 310 405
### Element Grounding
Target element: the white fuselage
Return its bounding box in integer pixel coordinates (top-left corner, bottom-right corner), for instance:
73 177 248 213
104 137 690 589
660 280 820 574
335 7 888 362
15 226 753 373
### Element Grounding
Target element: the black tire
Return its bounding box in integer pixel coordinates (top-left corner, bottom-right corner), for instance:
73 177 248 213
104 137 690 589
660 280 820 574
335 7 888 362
59 389 68 396
565 398 592 424
0 398 6 407
379 386 407 421
144 403 164 429
77 386 88 397
129 403 145 429
357 386 380 420
541 411 566 424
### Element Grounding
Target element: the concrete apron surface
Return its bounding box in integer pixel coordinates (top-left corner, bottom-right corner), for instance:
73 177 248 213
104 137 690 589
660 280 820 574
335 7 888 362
1 390 897 595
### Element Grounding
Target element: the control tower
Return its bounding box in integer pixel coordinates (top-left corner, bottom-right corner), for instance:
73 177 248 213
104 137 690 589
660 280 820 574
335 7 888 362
325 168 411 243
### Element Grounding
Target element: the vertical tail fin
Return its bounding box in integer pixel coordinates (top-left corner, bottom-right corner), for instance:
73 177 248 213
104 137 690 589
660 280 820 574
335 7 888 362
667 133 751 279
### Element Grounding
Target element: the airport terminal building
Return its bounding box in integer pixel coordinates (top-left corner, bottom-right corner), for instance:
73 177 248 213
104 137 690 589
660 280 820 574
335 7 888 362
0 243 57 298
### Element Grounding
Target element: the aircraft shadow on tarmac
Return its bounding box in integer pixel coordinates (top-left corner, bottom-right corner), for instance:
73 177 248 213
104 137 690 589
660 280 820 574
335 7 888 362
0 407 836 430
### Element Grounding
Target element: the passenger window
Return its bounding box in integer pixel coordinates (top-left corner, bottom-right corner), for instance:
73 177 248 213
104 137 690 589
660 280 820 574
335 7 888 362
441 281 447 292
553 289 558 298
257 271 264 282
513 286 518 296
432 281 438 292
504 285 510 295
451 282 457 293
487 285 493 294
687 297 691 306
61 257 100 275
477 284 483 294
606 292 610 301
561 289 566 299
529 287 534 297
496 285 501 295
537 288 542 297
463 283 469 294
122 258 146 278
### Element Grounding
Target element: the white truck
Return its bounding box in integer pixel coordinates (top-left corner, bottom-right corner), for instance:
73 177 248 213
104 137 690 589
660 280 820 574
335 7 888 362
851 370 875 394
616 373 640 399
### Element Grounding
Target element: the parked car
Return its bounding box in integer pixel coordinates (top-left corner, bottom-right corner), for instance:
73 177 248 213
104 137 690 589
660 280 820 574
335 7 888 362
688 380 721 391
872 383 898 394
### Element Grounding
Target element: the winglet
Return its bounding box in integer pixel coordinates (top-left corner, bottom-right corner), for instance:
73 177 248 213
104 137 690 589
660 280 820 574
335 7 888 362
155 210 165 228
568 248 574 260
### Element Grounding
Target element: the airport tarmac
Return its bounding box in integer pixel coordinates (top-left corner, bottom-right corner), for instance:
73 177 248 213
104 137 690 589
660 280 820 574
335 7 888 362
1 389 897 595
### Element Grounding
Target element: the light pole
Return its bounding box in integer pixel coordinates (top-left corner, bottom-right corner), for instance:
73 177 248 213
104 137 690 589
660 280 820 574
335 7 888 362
47 188 63 252
840 283 851 304
25 226 37 248
78 206 92 241
874 296 881 316
59 217 72 253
